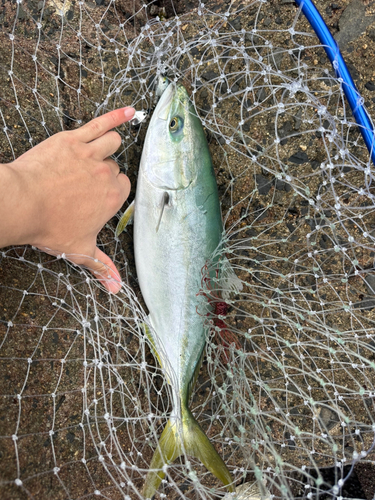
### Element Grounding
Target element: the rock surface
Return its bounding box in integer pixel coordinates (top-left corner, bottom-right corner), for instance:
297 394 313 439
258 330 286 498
334 0 375 51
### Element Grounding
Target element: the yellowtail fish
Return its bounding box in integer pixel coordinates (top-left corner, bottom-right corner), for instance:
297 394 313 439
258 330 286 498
116 82 239 498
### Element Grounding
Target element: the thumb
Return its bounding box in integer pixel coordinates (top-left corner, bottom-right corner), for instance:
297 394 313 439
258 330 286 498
84 247 122 293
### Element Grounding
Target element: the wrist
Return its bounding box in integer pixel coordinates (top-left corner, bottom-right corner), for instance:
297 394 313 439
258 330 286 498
0 161 41 248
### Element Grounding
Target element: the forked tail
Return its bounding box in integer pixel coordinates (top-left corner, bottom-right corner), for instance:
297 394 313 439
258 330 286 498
143 406 235 499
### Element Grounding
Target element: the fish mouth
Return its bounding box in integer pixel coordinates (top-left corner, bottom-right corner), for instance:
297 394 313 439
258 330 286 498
157 83 175 120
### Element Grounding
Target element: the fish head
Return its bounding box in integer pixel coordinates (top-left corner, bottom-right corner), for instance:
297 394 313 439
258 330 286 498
155 74 170 98
143 82 206 191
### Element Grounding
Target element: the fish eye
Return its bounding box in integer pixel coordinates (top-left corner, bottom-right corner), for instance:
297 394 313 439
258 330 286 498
169 116 182 133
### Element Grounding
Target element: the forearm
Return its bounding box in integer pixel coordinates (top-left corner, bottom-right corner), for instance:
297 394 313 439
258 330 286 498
0 162 38 248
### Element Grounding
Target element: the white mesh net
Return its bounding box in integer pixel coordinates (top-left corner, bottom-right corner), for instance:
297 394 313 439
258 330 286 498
1 0 375 498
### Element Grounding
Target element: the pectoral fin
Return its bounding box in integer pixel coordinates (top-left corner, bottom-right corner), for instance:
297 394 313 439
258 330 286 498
219 257 243 299
115 201 135 237
156 192 169 233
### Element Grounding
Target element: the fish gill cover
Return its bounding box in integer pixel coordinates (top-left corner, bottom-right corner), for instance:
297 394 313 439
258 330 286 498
0 0 375 498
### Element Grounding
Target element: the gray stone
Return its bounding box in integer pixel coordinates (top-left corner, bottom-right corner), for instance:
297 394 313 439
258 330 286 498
275 179 291 192
255 174 273 195
288 151 309 164
263 17 272 27
201 69 219 81
334 0 375 52
277 120 292 145
354 296 375 310
271 50 284 70
365 274 375 295
294 108 302 130
17 5 28 19
318 406 339 431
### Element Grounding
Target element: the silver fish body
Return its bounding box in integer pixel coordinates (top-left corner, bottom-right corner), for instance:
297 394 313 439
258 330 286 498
134 83 222 404
117 82 235 498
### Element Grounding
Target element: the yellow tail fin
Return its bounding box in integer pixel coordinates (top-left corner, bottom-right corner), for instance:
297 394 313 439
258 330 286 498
143 407 235 499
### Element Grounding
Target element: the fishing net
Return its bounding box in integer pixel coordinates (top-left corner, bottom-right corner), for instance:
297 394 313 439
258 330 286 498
1 0 375 498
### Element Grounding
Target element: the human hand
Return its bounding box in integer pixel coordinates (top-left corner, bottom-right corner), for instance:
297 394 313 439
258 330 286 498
4 107 135 293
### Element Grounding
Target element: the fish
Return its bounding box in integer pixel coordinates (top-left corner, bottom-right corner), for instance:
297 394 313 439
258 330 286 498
116 82 240 498
154 74 170 102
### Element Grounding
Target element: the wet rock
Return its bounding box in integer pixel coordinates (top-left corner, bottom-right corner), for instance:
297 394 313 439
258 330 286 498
365 81 375 91
319 234 331 250
263 17 272 27
275 179 291 192
294 108 302 130
66 432 75 443
256 87 267 102
255 174 273 195
17 5 28 19
318 406 339 431
346 62 360 82
271 49 284 70
201 69 219 81
334 0 375 52
288 151 309 164
230 16 241 30
354 296 375 311
190 46 200 56
364 274 375 295
215 133 225 145
277 120 292 145
368 27 375 42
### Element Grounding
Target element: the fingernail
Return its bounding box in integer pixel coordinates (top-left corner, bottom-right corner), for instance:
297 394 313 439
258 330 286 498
124 107 135 119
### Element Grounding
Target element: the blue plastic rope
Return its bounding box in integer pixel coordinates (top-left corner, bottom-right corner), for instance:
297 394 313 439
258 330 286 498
295 0 375 164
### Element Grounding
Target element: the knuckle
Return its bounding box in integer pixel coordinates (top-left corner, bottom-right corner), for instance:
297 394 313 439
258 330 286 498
87 119 102 135
107 111 119 128
106 158 119 169
62 130 75 143
96 162 112 178
109 188 124 211
109 130 122 149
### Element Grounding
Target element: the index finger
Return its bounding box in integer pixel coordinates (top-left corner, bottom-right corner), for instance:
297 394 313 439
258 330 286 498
75 107 135 143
